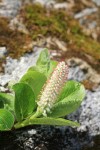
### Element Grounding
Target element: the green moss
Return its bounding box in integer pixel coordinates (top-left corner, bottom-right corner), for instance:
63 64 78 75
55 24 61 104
21 4 68 40
20 3 100 62
0 17 32 58
70 34 100 60
0 3 100 71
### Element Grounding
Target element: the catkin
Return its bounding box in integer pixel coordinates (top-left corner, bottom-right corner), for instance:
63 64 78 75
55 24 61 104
37 61 68 116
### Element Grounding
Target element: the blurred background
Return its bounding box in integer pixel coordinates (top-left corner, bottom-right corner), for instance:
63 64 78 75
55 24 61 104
0 0 100 150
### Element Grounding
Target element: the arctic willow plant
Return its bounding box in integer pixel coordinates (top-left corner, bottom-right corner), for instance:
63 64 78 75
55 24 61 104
0 49 85 131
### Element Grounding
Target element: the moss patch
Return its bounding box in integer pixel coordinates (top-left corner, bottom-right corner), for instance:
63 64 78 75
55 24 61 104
0 17 32 58
20 4 100 62
0 3 100 72
20 4 68 41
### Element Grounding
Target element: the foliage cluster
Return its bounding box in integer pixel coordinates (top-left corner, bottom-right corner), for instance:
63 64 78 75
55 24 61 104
0 49 85 131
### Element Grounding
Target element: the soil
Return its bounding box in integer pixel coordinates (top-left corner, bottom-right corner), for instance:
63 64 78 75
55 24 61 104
0 126 100 150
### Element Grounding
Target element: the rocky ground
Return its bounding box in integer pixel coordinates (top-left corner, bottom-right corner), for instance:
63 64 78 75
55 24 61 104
0 0 100 150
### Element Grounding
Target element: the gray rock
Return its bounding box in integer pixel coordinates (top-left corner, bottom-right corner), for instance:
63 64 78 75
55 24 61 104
34 0 55 6
74 8 98 19
9 17 29 34
92 0 100 6
0 47 7 58
28 129 37 135
0 0 22 18
0 47 43 86
68 89 100 136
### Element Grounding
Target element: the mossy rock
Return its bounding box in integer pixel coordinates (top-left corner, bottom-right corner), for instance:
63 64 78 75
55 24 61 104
0 3 100 72
0 17 32 58
20 4 100 62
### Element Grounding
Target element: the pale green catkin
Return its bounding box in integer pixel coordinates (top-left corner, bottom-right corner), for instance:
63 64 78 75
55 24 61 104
37 61 69 116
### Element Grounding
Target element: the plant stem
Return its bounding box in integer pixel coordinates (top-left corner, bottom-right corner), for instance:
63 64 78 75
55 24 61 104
14 109 42 129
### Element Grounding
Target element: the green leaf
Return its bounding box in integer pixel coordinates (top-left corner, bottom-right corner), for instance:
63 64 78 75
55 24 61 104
14 117 80 128
13 83 35 121
27 49 58 78
0 93 14 111
58 80 82 101
47 60 58 77
20 70 47 99
28 60 58 78
48 82 85 118
0 109 14 131
28 66 39 72
36 48 50 76
30 117 80 126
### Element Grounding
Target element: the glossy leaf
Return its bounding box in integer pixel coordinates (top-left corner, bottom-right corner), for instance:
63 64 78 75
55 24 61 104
20 71 47 99
13 83 35 121
0 109 14 131
48 82 85 117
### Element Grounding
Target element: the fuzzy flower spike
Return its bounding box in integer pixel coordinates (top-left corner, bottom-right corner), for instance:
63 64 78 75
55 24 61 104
37 61 69 116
